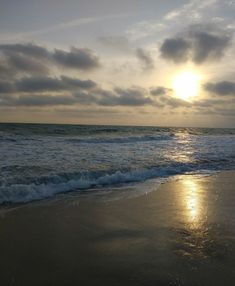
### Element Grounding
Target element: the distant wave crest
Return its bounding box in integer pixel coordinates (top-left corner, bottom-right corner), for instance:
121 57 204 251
66 134 174 144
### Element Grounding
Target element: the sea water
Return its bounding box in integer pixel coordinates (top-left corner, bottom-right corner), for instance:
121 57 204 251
0 123 234 204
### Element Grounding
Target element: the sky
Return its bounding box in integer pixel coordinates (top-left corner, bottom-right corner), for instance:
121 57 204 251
0 0 234 127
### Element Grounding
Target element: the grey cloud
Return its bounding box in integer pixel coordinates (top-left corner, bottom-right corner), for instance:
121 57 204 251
0 80 14 93
0 92 90 107
0 60 18 79
193 98 229 108
160 38 190 62
136 48 154 69
0 80 153 108
73 91 97 105
192 32 231 63
192 106 235 117
17 94 76 106
0 77 201 109
9 94 76 107
213 108 235 117
150 86 172 96
0 44 50 76
60 76 97 89
0 43 49 59
204 81 235 96
0 43 101 77
6 53 49 75
158 94 191 108
150 86 189 108
183 96 235 117
54 107 121 114
92 87 153 107
16 77 65 93
0 76 97 94
112 87 153 106
160 28 231 63
53 47 100 70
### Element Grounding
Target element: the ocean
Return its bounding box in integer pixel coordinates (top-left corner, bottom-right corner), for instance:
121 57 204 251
0 123 235 204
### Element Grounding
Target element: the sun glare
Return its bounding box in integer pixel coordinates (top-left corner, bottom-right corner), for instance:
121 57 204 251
173 71 199 101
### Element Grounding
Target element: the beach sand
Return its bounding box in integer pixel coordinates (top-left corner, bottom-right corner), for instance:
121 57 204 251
1 171 235 286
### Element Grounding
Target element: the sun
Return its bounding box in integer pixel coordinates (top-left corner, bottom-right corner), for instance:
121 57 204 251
173 71 199 100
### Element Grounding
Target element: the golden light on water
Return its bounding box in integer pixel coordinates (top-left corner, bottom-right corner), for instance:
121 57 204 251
185 180 199 220
173 71 200 101
182 178 201 226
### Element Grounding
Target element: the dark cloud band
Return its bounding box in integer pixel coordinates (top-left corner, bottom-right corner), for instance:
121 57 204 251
0 76 97 93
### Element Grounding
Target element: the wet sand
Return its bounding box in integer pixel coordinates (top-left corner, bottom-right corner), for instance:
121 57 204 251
1 171 235 286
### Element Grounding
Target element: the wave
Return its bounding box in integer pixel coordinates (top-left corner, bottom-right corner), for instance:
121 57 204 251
66 134 174 144
0 133 174 144
0 160 230 204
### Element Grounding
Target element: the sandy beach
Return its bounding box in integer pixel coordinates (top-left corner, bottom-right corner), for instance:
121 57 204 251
1 171 235 286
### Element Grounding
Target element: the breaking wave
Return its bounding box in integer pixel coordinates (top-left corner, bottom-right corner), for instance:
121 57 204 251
0 161 230 204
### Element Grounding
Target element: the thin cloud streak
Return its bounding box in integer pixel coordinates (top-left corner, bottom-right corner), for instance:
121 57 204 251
0 13 130 43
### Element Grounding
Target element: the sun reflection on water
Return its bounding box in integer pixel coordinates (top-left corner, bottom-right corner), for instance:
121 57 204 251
182 178 202 227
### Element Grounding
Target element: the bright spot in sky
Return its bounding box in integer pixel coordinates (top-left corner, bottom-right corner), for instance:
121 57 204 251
173 71 199 100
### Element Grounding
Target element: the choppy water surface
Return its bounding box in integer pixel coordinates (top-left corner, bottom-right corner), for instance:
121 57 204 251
0 123 234 204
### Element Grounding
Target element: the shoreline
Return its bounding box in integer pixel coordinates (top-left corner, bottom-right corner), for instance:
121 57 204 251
0 169 222 209
1 171 235 285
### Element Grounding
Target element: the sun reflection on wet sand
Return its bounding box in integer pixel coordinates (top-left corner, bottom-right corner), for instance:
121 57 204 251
182 178 203 228
173 177 218 260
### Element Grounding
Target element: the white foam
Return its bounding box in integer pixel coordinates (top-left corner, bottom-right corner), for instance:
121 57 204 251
0 167 219 204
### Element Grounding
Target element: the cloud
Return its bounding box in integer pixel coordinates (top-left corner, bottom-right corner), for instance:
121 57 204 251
164 0 217 22
0 60 16 79
150 86 172 96
150 85 192 108
213 108 235 117
6 53 49 75
60 76 97 89
191 99 235 120
15 77 66 93
0 80 14 93
97 87 153 106
136 48 154 70
53 47 100 70
160 38 190 62
191 31 231 63
158 95 191 108
0 43 49 58
160 27 231 63
0 43 101 78
8 94 76 107
0 91 96 107
0 77 192 109
0 80 153 108
194 98 228 107
0 76 97 94
1 14 128 42
126 0 220 41
3 80 231 113
0 44 50 77
113 87 153 106
204 81 235 95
